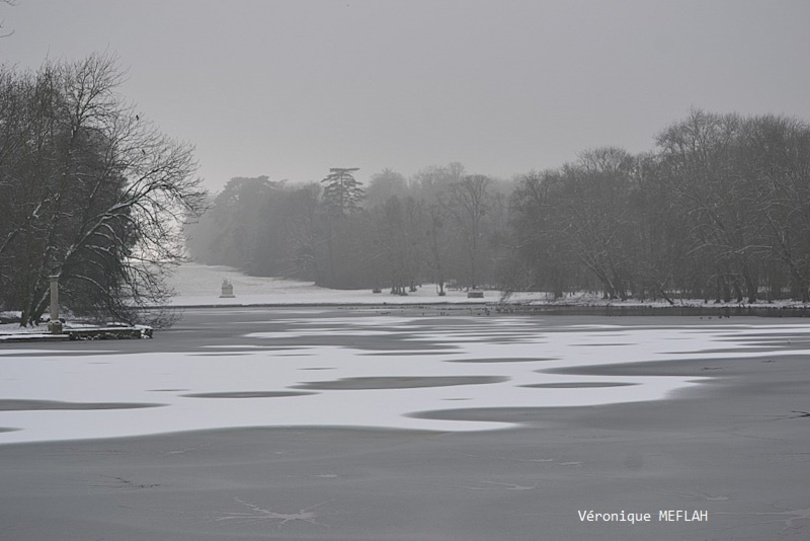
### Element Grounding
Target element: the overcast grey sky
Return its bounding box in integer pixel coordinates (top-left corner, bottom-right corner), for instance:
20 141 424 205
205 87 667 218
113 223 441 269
2 0 809 191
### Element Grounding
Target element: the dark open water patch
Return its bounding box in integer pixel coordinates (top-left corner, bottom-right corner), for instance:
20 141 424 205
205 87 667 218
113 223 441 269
407 406 542 424
360 350 458 356
0 351 118 358
0 400 166 411
0 427 20 433
406 317 482 326
199 346 304 353
573 343 634 347
193 353 253 357
447 357 556 364
520 382 638 389
665 346 774 355
181 391 315 399
294 375 509 390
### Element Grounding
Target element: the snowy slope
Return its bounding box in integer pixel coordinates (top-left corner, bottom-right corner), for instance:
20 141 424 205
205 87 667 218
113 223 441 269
168 262 493 306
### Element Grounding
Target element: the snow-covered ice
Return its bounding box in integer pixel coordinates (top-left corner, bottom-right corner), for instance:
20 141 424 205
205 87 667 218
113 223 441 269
3 263 809 444
3 312 809 445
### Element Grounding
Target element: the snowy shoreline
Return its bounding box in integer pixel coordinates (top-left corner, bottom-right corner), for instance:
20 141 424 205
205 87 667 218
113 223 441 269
166 263 810 312
4 261 810 341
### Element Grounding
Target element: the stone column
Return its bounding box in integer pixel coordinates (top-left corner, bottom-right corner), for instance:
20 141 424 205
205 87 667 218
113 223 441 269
48 274 63 334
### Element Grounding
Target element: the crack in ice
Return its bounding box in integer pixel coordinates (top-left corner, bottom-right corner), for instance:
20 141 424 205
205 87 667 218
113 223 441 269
215 497 331 528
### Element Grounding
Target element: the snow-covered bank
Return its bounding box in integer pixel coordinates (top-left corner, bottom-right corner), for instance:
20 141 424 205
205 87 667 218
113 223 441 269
168 263 810 311
167 262 497 306
4 262 809 344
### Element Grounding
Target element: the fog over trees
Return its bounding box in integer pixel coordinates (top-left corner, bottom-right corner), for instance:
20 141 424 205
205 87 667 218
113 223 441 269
187 110 810 303
186 162 511 294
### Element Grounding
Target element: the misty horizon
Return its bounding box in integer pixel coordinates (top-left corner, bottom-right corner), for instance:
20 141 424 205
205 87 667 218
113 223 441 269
2 0 808 191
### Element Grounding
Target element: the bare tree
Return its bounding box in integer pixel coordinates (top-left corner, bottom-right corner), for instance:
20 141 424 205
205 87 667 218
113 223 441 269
447 174 491 290
375 195 426 295
657 110 766 302
364 168 408 208
741 114 810 301
0 54 206 326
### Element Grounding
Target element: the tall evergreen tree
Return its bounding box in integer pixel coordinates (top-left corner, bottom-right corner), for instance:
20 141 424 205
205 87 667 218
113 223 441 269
320 167 364 217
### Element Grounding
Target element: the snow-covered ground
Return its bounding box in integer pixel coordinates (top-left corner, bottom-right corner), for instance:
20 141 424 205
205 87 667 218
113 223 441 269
168 262 810 309
167 262 496 306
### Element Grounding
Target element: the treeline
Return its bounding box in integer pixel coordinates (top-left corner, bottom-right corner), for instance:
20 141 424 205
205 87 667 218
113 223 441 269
515 110 810 303
188 109 810 303
186 164 511 293
0 55 204 325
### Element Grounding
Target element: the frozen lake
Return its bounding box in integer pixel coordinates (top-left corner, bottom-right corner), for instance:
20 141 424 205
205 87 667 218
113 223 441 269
2 307 810 444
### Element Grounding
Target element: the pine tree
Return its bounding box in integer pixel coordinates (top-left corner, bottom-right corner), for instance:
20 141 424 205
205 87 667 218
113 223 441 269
320 168 364 216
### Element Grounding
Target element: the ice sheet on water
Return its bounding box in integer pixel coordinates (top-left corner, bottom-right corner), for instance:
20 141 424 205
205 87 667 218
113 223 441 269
2 317 807 444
